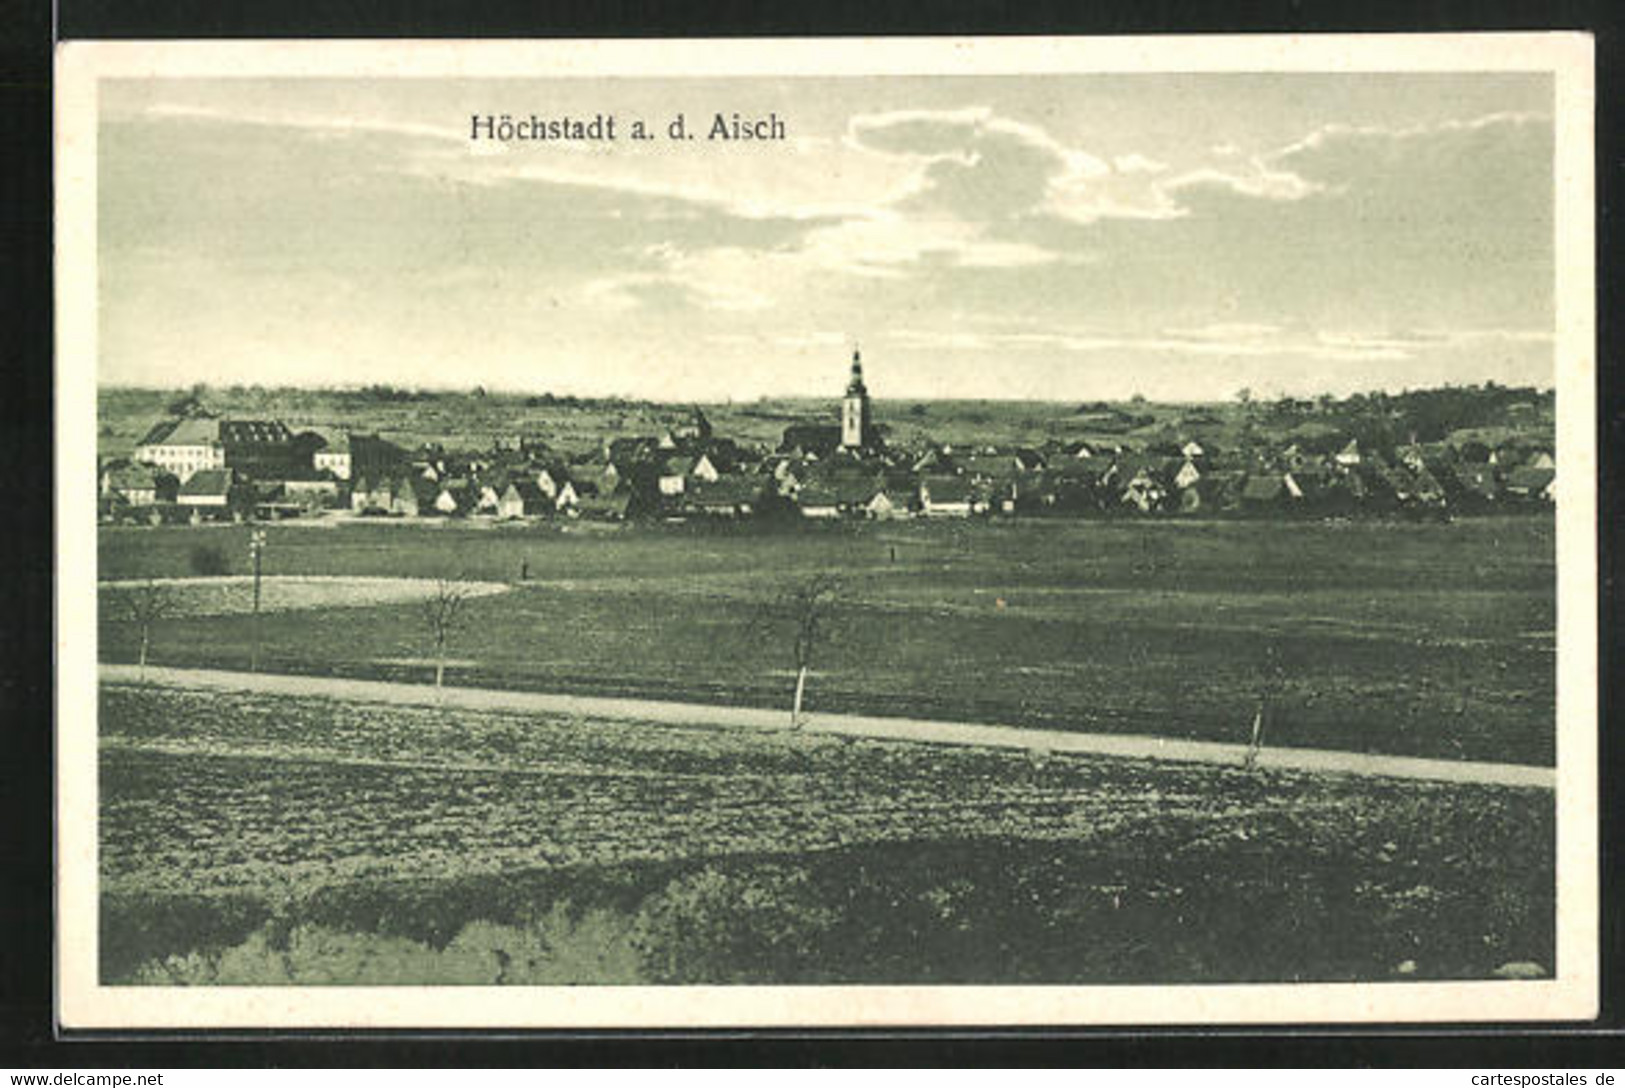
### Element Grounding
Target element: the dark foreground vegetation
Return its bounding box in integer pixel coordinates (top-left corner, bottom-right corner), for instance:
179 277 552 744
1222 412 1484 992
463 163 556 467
100 685 1553 985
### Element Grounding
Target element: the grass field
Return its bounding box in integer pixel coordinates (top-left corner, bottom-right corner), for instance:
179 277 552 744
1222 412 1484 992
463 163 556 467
100 683 1554 985
98 515 1557 765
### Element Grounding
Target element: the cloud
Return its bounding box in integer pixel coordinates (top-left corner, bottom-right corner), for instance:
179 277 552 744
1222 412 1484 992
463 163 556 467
1113 153 1168 175
847 106 1112 224
1161 162 1320 204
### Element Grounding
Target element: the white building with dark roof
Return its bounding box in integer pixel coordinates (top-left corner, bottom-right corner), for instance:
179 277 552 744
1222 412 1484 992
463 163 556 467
134 417 225 483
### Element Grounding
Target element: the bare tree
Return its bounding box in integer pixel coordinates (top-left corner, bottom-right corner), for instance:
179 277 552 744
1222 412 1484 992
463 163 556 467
757 572 842 729
421 576 471 697
120 580 173 682
1245 638 1286 769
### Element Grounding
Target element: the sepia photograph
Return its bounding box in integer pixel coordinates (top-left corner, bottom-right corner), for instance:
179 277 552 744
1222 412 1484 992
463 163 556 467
54 34 1597 1028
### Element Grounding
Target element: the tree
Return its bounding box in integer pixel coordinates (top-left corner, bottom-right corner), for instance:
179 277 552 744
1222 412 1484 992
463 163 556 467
421 576 471 697
757 572 842 729
120 580 173 681
1245 638 1287 769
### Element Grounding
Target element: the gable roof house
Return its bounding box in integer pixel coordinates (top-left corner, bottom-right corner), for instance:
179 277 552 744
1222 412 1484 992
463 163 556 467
533 463 574 500
575 487 636 521
684 476 761 518
176 468 244 520
433 479 476 517
102 461 179 507
1240 473 1291 511
1504 465 1556 502
794 483 845 519
349 474 393 516
919 474 980 517
498 479 550 519
135 416 227 483
865 486 914 520
1173 459 1202 491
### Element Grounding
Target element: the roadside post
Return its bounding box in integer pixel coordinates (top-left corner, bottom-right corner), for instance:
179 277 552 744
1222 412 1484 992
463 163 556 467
249 527 267 672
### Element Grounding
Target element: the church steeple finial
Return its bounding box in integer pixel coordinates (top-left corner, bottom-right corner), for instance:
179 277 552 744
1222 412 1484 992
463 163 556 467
847 346 867 396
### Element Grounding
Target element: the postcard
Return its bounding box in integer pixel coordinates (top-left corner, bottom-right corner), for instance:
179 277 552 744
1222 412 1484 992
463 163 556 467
55 33 1597 1028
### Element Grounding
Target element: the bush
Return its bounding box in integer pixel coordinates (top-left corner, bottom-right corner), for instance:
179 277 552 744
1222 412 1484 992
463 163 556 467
631 863 839 984
189 544 229 576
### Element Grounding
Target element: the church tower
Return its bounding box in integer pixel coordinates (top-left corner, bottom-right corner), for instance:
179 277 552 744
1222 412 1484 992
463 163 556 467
841 348 871 450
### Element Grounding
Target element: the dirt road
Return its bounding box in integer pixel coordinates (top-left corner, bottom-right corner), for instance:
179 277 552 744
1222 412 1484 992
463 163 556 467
99 664 1555 790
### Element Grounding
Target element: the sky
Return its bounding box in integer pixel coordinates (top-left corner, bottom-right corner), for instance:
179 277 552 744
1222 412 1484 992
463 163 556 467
97 73 1555 402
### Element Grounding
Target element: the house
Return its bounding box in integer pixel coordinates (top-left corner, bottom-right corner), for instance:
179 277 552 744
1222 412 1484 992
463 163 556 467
1504 465 1556 502
1180 440 1206 461
865 488 912 520
554 480 581 513
433 479 475 517
176 468 241 520
1334 439 1362 467
691 453 722 484
919 474 978 517
795 484 844 519
534 464 572 500
1173 459 1202 491
1524 451 1556 471
1285 462 1332 505
474 480 505 514
1119 467 1167 514
310 432 353 479
498 479 550 519
349 475 397 513
1240 473 1290 510
1012 449 1047 473
779 423 842 458
1180 470 1244 513
280 475 340 510
219 419 299 477
685 476 760 518
1450 462 1499 505
604 436 660 465
304 430 403 483
391 477 426 518
135 416 226 483
658 456 695 496
574 488 635 521
674 406 714 443
102 461 178 507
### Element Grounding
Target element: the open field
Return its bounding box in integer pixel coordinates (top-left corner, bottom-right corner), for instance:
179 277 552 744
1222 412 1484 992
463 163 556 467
98 515 1557 765
100 683 1554 985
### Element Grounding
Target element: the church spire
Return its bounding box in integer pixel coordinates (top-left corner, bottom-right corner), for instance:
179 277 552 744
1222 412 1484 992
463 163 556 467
842 346 871 450
847 346 867 396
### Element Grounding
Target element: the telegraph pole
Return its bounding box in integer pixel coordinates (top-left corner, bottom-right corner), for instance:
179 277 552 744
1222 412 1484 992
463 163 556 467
249 528 266 672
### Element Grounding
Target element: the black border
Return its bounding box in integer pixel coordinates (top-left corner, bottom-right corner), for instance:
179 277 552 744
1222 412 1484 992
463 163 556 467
8 0 1622 1067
